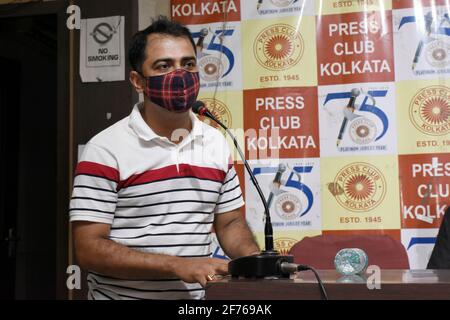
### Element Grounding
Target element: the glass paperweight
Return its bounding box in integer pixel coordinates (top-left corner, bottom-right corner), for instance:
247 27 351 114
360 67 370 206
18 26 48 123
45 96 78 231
336 274 367 284
334 248 368 276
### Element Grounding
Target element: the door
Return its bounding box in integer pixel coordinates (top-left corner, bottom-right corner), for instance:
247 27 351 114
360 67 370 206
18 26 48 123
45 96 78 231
0 14 57 299
0 57 21 299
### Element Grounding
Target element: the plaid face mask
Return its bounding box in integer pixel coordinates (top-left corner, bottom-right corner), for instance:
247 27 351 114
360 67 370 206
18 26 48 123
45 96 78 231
143 69 200 113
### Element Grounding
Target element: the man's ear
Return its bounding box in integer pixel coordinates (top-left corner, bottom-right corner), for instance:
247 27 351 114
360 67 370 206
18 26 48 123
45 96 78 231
129 71 145 94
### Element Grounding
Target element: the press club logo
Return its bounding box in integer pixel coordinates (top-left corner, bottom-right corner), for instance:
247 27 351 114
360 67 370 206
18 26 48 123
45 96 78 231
197 98 232 131
349 118 377 145
198 55 224 82
274 237 297 255
253 24 303 71
409 85 450 136
425 40 450 68
328 162 386 212
275 193 302 220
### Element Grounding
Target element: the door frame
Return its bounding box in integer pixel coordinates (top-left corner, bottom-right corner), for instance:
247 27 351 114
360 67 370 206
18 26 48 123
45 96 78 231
0 0 72 299
0 56 22 300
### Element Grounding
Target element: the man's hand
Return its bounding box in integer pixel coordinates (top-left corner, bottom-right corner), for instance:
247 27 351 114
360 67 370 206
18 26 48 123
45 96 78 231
172 257 229 288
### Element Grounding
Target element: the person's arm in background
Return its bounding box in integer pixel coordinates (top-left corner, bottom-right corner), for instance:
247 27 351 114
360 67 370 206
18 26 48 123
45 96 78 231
72 222 228 288
427 206 450 269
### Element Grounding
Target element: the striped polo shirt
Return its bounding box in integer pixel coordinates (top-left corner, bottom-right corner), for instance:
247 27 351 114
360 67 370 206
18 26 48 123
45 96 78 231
69 102 244 300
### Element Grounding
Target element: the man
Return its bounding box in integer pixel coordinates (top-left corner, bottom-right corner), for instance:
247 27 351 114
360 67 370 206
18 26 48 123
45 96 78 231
427 206 450 269
70 16 260 300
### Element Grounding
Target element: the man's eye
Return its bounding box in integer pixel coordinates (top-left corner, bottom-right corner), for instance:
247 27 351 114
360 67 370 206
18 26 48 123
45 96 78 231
157 64 169 70
185 61 196 68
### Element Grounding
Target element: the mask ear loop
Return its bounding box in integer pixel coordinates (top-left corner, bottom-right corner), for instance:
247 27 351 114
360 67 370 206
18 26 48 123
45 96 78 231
136 71 149 98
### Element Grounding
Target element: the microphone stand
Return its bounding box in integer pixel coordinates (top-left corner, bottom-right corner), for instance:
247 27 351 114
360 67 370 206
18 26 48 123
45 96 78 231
197 107 294 278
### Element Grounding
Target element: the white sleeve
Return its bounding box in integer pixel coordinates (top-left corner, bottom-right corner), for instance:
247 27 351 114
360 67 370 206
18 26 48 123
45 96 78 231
214 141 245 214
69 143 119 224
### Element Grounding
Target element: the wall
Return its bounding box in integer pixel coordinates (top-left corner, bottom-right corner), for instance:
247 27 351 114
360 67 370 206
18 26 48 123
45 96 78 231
139 0 170 30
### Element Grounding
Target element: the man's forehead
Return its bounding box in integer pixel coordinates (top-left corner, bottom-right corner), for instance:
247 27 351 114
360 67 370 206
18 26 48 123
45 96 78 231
145 34 194 55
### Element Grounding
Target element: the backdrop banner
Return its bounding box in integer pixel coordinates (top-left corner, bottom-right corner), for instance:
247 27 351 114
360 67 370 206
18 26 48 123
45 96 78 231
171 0 450 270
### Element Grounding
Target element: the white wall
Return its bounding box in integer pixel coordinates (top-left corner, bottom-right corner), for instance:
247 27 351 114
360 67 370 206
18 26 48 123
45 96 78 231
138 0 170 30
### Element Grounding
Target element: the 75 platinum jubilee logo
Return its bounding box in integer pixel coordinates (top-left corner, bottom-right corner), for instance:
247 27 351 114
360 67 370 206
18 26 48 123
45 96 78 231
191 27 236 82
324 89 389 148
252 164 314 221
399 11 450 71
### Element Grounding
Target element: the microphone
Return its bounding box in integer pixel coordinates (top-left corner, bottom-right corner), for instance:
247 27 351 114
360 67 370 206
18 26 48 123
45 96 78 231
257 0 264 11
192 101 294 278
192 101 213 117
336 88 360 147
196 28 208 56
266 163 286 209
412 12 433 70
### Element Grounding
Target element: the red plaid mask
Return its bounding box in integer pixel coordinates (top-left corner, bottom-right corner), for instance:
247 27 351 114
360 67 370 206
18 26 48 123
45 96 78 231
143 69 200 113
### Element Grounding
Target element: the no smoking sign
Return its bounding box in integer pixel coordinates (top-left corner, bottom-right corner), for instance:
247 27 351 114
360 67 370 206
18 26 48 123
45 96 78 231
90 22 116 45
85 16 122 67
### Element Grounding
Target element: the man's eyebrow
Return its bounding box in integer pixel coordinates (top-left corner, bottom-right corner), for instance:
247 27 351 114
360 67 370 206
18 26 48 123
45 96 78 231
151 58 173 67
181 56 197 61
151 56 197 67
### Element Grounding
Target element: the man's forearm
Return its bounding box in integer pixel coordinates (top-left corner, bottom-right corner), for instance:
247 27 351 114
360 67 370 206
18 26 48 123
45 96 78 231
216 216 260 259
76 237 181 280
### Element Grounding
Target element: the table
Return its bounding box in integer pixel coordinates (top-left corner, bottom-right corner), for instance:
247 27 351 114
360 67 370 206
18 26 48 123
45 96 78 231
206 270 450 300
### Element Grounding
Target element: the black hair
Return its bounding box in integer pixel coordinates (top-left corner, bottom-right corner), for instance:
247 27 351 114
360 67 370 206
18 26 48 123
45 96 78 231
128 16 196 74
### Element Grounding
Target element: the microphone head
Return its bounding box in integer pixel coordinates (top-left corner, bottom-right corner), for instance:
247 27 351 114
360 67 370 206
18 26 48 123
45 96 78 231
278 163 286 172
200 28 209 37
351 88 360 97
192 101 206 114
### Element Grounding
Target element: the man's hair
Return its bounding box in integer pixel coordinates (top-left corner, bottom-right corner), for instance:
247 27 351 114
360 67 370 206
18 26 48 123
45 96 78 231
128 16 196 74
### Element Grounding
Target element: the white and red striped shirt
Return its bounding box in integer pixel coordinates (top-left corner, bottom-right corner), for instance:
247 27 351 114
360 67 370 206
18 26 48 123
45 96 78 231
70 102 244 300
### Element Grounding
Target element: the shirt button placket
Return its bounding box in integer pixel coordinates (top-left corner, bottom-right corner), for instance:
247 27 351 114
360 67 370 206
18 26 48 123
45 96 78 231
174 146 180 173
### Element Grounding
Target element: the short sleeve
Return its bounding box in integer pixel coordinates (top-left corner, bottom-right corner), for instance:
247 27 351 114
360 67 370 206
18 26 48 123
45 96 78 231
69 143 119 224
215 163 245 214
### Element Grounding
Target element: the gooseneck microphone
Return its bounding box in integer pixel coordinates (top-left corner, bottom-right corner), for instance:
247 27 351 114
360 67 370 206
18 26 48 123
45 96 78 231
192 101 294 278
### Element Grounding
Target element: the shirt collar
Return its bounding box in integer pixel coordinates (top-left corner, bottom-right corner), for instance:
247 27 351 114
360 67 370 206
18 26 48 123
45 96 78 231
128 102 204 142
